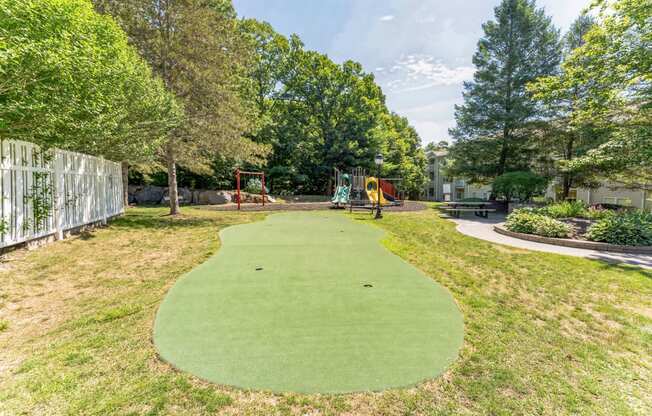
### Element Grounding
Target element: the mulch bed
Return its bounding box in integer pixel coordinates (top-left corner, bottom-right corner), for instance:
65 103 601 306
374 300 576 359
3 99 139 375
198 200 427 212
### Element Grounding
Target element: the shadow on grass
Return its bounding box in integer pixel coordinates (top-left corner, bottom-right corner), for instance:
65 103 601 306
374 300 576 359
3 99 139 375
78 231 96 241
594 257 652 279
110 207 243 231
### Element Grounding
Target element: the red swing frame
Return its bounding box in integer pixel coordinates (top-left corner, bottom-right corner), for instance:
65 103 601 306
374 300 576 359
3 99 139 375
235 169 266 211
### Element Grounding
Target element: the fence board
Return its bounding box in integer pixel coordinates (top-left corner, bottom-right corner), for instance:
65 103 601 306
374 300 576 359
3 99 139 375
0 139 124 248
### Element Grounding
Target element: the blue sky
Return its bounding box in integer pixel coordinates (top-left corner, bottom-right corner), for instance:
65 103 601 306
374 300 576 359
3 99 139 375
233 0 590 145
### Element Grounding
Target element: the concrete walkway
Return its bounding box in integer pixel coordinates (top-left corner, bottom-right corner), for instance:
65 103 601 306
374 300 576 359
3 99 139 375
449 214 652 270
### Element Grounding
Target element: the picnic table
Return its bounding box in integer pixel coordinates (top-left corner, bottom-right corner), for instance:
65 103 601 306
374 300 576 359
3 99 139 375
442 201 496 218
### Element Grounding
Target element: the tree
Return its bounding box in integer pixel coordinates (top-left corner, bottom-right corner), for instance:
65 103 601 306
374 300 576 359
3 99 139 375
424 141 449 152
492 171 548 202
95 0 269 214
449 0 561 183
0 0 180 164
374 113 427 198
527 15 602 199
559 0 651 188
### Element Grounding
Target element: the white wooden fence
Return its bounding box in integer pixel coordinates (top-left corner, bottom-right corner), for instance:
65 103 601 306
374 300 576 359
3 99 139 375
0 139 124 248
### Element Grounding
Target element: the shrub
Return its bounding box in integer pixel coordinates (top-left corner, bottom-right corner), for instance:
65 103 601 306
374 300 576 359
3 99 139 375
506 209 572 238
582 206 616 220
492 171 548 202
586 212 652 246
544 201 587 218
244 178 269 194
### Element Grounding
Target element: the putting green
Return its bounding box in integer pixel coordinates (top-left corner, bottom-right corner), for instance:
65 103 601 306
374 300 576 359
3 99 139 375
154 212 463 393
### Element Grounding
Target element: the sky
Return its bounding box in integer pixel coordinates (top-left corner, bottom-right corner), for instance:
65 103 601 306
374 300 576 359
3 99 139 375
232 0 590 145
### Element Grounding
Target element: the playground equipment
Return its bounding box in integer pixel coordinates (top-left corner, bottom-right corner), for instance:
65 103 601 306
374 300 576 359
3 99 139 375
365 177 390 206
379 178 403 203
331 169 351 208
235 169 266 210
332 167 404 211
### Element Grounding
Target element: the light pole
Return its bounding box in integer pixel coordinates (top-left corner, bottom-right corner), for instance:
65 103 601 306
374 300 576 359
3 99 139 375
374 153 384 219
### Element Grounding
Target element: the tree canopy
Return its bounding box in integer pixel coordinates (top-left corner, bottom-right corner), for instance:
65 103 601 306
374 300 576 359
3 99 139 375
450 0 650 194
0 0 180 162
236 19 427 196
94 0 270 213
526 15 603 198
559 0 651 188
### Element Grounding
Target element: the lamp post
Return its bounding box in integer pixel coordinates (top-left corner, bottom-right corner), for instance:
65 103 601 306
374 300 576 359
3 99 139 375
374 153 384 219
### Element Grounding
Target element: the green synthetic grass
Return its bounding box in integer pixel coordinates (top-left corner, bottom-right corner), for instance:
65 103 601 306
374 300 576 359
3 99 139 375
154 212 463 393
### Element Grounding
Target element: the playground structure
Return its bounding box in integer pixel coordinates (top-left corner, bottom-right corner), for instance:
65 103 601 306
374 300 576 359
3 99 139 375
331 169 351 208
332 167 404 210
235 169 266 211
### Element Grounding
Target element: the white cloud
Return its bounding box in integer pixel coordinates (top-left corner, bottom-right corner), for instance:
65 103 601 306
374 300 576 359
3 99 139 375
379 15 395 21
410 120 454 144
381 54 474 92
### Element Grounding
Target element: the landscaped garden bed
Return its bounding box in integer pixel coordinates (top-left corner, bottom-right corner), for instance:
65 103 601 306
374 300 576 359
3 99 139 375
502 201 652 253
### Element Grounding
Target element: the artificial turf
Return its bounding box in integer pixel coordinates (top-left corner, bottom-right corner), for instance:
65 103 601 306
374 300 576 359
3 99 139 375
154 212 463 393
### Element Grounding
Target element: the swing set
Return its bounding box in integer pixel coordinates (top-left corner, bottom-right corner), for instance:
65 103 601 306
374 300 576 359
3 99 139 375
235 168 267 211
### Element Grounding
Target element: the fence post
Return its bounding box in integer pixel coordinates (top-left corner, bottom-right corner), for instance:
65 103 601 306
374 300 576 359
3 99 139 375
100 157 108 225
53 149 64 240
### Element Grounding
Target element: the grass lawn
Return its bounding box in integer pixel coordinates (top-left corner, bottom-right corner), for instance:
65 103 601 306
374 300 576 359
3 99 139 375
0 206 650 415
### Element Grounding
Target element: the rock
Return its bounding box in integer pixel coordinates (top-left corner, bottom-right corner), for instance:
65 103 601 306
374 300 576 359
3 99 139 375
216 191 233 203
198 190 230 205
134 185 164 205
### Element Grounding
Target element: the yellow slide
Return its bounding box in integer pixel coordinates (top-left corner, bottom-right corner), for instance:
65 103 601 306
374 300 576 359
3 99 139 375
365 177 390 206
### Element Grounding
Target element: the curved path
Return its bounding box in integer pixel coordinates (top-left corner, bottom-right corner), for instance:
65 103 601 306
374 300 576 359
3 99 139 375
155 212 463 393
450 215 652 270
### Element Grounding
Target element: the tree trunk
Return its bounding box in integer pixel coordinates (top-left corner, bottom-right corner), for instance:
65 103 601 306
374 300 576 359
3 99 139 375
166 141 180 215
121 161 129 208
561 134 575 200
562 174 573 200
498 130 510 176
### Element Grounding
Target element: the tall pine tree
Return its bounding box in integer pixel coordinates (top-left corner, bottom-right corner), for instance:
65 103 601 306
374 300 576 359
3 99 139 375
449 0 561 183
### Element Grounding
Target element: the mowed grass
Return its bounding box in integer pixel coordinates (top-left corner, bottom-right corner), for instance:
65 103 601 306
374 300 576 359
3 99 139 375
0 206 650 415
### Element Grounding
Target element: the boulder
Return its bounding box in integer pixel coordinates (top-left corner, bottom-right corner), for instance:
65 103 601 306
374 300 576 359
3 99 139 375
134 185 164 205
198 190 230 205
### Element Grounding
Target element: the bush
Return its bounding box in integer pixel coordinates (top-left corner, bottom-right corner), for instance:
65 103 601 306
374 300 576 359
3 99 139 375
492 171 548 202
244 178 269 194
582 206 616 220
506 209 572 238
544 201 587 218
586 212 652 246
